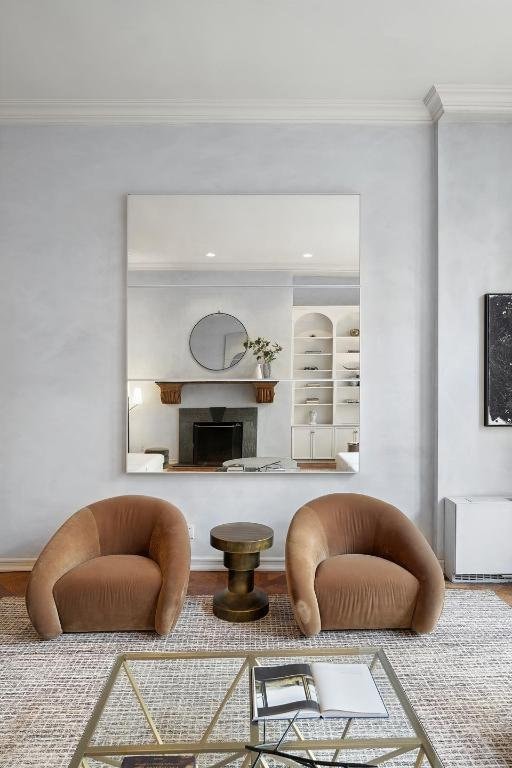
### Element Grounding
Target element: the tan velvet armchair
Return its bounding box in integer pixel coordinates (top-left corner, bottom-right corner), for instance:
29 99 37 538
286 493 444 636
26 495 191 639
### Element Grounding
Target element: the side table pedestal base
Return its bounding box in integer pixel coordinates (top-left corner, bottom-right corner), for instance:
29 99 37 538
213 586 269 622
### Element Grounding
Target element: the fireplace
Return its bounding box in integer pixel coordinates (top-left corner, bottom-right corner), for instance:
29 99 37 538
179 407 257 466
193 422 243 466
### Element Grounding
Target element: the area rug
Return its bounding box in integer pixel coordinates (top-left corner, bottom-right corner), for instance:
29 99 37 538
0 590 510 768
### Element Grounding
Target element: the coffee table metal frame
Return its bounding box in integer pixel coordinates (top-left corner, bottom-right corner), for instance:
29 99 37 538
69 647 442 768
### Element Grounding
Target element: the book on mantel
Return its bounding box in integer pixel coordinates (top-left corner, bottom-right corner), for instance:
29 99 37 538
121 757 196 768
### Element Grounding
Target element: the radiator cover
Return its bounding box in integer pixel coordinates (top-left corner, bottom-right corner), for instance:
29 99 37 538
444 496 512 583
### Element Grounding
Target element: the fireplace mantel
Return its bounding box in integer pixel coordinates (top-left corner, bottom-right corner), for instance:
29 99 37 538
155 380 278 405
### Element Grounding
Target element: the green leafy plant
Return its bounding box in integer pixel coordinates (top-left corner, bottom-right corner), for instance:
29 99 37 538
243 337 283 363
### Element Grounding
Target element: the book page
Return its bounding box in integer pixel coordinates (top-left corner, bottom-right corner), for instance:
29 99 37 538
253 663 320 719
311 663 387 717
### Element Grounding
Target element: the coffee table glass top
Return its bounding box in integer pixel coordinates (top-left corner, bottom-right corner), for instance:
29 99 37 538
70 647 443 768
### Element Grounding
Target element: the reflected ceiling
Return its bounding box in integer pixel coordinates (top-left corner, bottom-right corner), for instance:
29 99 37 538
128 195 359 274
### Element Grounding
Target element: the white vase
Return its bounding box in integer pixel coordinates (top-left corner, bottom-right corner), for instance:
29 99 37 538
309 409 318 425
254 363 263 379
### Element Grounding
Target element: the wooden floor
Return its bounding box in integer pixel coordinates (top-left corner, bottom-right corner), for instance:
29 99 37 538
1 571 512 605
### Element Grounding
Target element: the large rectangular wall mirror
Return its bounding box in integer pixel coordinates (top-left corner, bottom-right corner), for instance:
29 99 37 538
127 194 360 473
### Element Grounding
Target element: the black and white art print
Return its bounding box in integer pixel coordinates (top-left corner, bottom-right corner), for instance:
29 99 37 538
485 293 512 426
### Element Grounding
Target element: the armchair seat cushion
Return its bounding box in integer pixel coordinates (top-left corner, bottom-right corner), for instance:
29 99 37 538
315 554 419 630
53 555 162 633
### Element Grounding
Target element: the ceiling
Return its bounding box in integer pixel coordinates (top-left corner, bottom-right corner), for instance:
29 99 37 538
0 0 512 123
1 1 511 121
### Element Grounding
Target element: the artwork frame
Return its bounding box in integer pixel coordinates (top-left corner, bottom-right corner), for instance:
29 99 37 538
484 293 512 426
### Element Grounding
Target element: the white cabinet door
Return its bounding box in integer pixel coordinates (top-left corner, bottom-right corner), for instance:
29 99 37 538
293 427 334 459
312 427 333 459
292 427 313 459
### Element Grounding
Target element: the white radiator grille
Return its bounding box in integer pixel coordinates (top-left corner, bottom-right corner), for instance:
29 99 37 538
452 573 512 583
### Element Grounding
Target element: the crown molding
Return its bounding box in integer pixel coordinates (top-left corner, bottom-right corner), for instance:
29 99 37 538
424 87 444 122
425 84 512 122
0 98 430 125
4 90 512 125
127 261 358 274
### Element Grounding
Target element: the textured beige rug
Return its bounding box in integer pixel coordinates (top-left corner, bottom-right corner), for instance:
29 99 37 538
0 590 510 768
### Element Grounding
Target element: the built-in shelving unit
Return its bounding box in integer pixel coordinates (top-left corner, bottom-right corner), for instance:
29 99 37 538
291 306 360 458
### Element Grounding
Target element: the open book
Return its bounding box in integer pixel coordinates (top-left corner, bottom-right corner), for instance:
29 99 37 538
252 663 388 720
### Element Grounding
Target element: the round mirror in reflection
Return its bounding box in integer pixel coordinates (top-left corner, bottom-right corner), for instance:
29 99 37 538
189 312 248 371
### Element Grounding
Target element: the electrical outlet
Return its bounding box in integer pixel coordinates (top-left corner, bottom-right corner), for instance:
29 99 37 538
187 524 195 540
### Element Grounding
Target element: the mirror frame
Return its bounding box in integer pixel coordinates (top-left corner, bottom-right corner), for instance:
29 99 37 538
127 193 360 474
188 311 249 371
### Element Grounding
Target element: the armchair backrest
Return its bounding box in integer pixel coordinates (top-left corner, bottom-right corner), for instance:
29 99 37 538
297 493 414 559
88 495 176 556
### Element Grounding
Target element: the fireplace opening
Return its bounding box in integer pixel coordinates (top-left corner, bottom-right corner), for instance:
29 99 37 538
192 421 243 466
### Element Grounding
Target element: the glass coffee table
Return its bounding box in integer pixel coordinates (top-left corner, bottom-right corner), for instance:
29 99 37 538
70 648 443 768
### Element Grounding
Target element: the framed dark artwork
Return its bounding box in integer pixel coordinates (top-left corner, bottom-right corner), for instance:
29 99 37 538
485 293 512 426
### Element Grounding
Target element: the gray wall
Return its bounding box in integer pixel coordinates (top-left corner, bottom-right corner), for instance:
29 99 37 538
437 122 512 552
128 284 293 380
0 124 435 563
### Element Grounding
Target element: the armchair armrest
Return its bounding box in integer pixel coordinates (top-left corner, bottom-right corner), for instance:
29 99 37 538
375 505 445 632
285 505 330 637
26 508 100 639
149 505 191 635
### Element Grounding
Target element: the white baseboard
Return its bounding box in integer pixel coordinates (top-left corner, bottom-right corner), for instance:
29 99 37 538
191 556 285 571
0 556 285 572
0 556 443 574
0 558 36 572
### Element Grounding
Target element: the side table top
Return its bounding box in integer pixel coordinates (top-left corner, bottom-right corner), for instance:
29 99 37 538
210 522 274 553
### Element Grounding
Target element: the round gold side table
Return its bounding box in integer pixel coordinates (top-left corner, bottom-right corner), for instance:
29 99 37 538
210 522 274 622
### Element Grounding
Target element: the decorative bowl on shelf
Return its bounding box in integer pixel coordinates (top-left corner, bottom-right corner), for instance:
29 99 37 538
297 332 331 338
341 363 360 370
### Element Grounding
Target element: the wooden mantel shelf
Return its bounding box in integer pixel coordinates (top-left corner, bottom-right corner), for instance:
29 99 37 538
155 380 278 405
